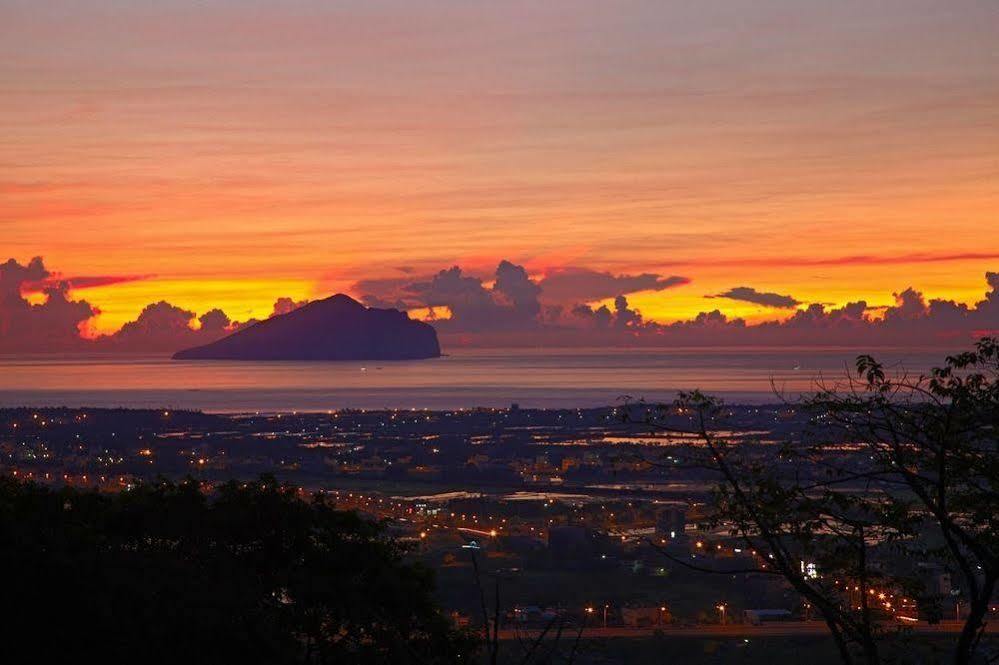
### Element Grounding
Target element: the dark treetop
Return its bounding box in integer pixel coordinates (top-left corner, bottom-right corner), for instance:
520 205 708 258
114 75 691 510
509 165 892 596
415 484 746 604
0 475 473 664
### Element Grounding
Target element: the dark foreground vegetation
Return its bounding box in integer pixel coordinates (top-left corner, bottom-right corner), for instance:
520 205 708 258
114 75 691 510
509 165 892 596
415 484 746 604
0 475 475 664
632 337 998 665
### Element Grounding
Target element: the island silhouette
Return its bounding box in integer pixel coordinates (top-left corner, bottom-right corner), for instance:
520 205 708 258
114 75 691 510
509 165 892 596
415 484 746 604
173 294 440 361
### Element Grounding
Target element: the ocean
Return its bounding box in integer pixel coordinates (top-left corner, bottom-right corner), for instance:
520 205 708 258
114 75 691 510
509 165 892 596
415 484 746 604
0 347 946 413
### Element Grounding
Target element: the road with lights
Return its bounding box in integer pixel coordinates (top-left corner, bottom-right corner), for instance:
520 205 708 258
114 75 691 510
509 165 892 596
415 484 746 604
497 620 993 640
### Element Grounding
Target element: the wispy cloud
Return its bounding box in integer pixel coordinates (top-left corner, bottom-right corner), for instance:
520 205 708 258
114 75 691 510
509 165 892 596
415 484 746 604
706 286 802 309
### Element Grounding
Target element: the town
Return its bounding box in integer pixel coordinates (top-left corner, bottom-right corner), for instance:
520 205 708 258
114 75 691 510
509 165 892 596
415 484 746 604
2 404 988 645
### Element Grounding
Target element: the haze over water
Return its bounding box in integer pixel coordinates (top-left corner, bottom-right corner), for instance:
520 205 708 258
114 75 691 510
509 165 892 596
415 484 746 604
0 347 944 413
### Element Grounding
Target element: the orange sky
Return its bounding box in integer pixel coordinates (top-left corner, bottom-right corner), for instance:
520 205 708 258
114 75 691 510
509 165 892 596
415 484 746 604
2 1 997 334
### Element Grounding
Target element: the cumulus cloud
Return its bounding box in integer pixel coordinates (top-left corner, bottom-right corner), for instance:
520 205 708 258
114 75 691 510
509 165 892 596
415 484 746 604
570 301 614 329
0 256 230 353
4 255 998 352
707 286 802 309
404 263 541 331
99 296 306 352
0 257 96 352
494 260 542 323
639 273 998 346
197 308 232 333
976 272 999 320
568 295 653 332
353 259 998 346
272 297 309 317
354 275 417 310
446 273 996 348
538 267 689 303
99 302 230 352
354 261 690 332
355 264 690 312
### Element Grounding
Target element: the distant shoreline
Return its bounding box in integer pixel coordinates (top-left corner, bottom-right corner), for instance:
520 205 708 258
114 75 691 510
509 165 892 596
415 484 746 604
0 390 794 414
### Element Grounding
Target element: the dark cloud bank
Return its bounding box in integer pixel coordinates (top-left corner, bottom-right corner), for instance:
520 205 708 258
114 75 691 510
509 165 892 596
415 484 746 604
358 261 998 348
1 257 996 353
0 257 305 353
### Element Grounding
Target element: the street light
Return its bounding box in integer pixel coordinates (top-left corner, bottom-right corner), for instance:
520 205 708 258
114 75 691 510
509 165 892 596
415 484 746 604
716 603 727 625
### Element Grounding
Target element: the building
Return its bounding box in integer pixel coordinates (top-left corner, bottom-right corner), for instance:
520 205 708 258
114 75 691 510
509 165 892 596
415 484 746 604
621 605 670 627
655 506 687 540
744 609 792 625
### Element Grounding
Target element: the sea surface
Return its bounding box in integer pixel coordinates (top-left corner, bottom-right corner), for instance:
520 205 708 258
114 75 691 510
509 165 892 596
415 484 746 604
0 347 946 413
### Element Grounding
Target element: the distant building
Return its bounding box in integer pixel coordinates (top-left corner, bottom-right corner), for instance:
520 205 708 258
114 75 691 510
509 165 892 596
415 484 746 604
466 453 490 468
621 605 669 627
744 609 792 625
560 456 580 472
511 605 561 624
916 563 952 597
655 506 687 540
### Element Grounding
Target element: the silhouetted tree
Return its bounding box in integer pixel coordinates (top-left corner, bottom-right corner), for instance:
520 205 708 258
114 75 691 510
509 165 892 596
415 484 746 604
465 546 585 665
0 475 476 664
629 338 998 665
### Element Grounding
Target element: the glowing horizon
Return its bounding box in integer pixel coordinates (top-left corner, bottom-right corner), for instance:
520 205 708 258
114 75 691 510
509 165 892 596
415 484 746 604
2 1 997 338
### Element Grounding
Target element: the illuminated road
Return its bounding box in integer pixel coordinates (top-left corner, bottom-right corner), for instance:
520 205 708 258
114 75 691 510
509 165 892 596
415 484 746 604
497 620 993 640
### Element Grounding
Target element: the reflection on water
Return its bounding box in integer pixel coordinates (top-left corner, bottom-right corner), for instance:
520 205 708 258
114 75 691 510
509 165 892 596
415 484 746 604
0 347 944 412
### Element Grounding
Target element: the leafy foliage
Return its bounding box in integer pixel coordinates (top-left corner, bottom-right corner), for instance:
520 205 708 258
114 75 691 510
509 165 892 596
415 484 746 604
0 475 476 664
631 338 999 665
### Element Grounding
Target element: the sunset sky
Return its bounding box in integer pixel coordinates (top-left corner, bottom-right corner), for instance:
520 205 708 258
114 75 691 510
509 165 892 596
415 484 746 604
3 0 998 336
